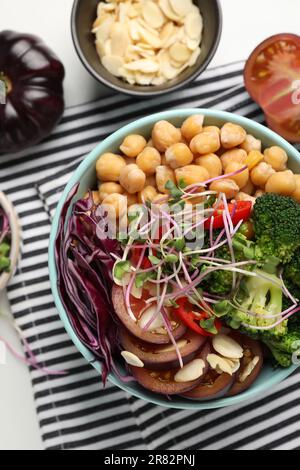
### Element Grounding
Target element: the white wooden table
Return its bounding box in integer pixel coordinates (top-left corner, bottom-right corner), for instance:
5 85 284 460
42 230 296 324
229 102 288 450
0 0 299 450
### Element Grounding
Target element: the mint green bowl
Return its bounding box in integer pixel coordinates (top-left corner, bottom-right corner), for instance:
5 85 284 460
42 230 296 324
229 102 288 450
49 109 299 410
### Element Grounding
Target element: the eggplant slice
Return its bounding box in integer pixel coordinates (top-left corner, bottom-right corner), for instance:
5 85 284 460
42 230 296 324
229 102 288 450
227 332 264 397
120 328 207 370
183 371 235 401
112 285 186 344
130 343 211 396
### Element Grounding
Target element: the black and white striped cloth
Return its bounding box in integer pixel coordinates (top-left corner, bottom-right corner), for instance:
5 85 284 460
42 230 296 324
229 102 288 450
1 61 300 450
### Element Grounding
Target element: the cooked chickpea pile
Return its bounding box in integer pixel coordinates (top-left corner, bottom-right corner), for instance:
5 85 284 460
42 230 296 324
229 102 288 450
92 115 300 217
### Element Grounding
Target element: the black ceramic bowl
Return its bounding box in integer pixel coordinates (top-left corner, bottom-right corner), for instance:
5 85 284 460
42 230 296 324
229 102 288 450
71 0 222 97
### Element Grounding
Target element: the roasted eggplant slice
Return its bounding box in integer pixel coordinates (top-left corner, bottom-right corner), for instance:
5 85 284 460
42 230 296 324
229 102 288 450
182 370 235 400
130 345 211 395
227 333 263 397
112 285 186 344
120 328 207 370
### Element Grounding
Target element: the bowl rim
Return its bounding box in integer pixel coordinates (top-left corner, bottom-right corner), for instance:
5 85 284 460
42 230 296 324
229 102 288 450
70 0 223 97
49 108 299 410
0 191 21 291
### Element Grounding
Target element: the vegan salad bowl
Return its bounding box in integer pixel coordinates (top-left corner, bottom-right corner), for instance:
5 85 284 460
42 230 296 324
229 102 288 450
49 109 300 410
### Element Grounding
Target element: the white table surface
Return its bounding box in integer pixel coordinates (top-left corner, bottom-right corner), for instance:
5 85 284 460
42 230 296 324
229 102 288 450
0 0 299 451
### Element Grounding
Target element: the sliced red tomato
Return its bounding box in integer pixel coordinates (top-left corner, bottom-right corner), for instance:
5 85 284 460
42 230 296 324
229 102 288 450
204 201 252 230
174 297 221 337
244 33 300 143
131 247 152 269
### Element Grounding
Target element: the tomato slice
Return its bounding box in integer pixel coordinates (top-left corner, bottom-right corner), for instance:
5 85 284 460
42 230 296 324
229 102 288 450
131 247 152 269
244 33 300 143
174 297 221 337
204 201 252 230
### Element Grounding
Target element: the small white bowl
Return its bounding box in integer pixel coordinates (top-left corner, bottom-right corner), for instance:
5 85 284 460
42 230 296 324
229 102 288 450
0 191 21 291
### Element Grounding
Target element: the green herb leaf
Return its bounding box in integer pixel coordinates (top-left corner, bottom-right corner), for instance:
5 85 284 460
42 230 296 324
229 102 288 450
165 254 179 264
213 300 232 318
173 237 185 252
200 317 218 335
0 256 10 272
178 178 187 189
148 255 161 265
113 260 131 281
165 299 179 308
165 180 183 199
135 272 155 288
128 212 139 223
0 243 10 257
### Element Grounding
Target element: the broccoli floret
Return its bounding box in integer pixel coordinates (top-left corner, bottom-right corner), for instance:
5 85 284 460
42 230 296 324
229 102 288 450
283 249 300 289
253 193 300 265
219 270 287 338
263 327 300 367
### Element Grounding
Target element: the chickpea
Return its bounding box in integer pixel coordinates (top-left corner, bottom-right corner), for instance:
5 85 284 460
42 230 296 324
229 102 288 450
152 120 182 152
190 130 220 155
224 161 249 189
195 153 222 179
156 165 176 194
220 122 247 149
124 192 138 207
235 192 256 205
119 164 146 194
181 114 204 142
120 135 147 158
291 175 300 203
250 162 275 188
146 138 153 147
240 178 255 196
240 134 262 153
265 170 296 196
175 165 210 186
101 193 128 219
96 153 126 182
165 143 193 169
220 149 247 170
153 193 167 205
138 186 158 203
264 146 288 171
136 147 161 175
202 126 221 136
209 179 239 200
99 182 124 202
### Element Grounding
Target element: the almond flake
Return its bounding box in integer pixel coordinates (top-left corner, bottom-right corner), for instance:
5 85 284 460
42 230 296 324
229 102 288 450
124 59 159 73
169 42 191 63
143 1 166 29
138 25 162 49
102 55 124 77
159 0 182 23
185 12 203 40
170 0 193 17
121 351 144 368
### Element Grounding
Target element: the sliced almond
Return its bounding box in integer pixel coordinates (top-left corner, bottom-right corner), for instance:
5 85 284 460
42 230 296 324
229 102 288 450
124 59 159 73
120 67 136 85
169 42 191 63
102 55 124 77
129 19 140 41
138 305 165 331
128 4 139 19
142 1 166 29
135 72 155 85
119 2 130 23
189 47 201 66
137 17 160 37
121 351 144 368
111 29 130 57
207 354 233 376
186 36 201 51
239 356 260 383
138 25 162 49
98 3 115 15
185 12 203 40
159 0 182 23
94 15 114 42
174 359 205 383
152 75 166 86
160 21 174 44
212 334 244 359
157 339 188 353
170 0 193 17
159 51 180 79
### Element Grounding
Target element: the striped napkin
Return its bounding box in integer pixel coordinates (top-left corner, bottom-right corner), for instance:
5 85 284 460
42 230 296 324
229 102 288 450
1 61 300 450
